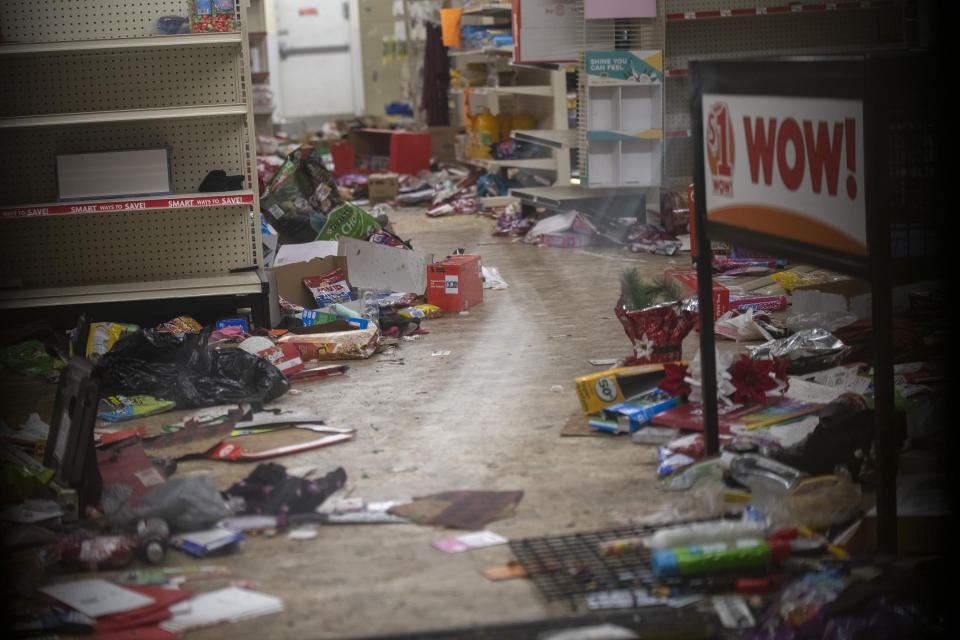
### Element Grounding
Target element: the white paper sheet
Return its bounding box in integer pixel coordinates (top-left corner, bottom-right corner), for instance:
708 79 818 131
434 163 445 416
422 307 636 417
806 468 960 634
39 579 155 618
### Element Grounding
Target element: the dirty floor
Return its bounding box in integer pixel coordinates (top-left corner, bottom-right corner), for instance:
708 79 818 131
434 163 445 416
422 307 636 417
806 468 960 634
34 208 745 638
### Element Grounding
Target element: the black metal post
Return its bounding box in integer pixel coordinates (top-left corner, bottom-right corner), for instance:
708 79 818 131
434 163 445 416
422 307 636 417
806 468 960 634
690 82 721 456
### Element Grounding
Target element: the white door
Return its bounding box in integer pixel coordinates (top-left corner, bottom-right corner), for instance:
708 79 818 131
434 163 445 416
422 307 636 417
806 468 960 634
275 0 362 119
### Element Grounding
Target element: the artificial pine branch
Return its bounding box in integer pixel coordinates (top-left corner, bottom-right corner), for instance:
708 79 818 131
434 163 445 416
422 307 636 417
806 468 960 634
620 268 681 310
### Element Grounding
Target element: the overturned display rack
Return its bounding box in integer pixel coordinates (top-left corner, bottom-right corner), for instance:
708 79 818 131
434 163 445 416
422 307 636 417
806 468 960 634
507 522 764 607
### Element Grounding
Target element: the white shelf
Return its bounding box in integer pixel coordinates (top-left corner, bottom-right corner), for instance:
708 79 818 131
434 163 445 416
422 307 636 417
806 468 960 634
510 185 650 208
462 3 513 16
0 32 244 55
0 272 264 310
452 85 555 97
461 156 558 171
512 129 577 149
1 192 256 221
0 104 249 129
448 45 513 57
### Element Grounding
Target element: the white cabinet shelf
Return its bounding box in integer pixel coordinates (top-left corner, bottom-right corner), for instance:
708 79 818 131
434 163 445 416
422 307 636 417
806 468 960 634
0 1 263 315
0 273 264 311
512 129 578 149
0 32 244 55
0 105 249 130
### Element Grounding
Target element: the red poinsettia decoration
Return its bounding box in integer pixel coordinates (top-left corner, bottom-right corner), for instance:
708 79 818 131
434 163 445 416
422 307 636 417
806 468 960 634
730 354 782 406
657 362 691 397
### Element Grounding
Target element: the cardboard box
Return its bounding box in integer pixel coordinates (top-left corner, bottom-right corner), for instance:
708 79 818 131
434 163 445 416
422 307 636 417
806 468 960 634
368 173 399 204
266 256 349 311
338 237 432 296
664 268 729 319
427 255 483 312
331 129 431 176
427 126 463 162
575 363 672 414
791 279 872 319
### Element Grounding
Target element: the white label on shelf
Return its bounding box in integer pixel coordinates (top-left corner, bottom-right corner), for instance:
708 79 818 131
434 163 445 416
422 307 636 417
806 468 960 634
702 93 866 256
684 12 696 19
720 9 732 17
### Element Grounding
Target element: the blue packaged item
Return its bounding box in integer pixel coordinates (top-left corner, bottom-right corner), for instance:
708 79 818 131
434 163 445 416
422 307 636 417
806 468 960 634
603 390 682 433
216 318 248 332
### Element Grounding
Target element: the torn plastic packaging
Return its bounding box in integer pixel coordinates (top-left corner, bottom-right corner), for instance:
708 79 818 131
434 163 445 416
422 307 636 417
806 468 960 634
101 475 230 533
747 328 851 374
96 327 290 409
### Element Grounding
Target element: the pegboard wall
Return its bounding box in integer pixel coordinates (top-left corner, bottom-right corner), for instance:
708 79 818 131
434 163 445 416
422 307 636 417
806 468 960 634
0 1 242 42
0 117 248 205
0 46 243 117
0 207 256 288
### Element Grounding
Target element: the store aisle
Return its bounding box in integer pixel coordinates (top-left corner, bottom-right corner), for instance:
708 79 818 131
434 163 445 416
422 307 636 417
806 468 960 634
180 209 696 639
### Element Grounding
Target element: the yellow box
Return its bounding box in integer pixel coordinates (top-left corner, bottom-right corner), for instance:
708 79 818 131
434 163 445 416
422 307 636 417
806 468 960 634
574 363 677 414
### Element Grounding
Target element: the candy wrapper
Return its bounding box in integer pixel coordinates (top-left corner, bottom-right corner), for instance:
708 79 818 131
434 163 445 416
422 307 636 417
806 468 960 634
278 328 379 361
191 0 235 33
615 297 697 365
315 203 381 241
87 322 140 360
426 196 479 217
302 268 354 308
747 328 850 375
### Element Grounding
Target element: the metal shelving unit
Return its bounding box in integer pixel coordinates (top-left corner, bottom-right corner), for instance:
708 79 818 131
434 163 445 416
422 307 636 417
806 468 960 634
0 0 265 321
448 2 572 184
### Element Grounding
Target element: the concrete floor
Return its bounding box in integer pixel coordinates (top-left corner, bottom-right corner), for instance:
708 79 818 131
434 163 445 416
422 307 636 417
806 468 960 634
17 208 748 638
168 208 730 639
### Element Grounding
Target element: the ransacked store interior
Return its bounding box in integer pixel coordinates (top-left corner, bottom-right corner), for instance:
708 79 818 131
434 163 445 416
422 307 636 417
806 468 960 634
0 1 951 639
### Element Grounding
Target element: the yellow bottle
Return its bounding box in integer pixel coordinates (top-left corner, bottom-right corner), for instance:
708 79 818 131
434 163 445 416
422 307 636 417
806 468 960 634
497 111 514 141
512 110 537 131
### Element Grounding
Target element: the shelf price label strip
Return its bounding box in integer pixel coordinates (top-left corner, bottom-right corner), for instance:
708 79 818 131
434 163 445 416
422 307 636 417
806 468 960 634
666 1 896 21
1 194 255 220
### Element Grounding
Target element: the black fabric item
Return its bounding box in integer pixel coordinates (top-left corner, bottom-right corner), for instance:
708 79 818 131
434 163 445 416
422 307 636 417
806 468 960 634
199 170 244 192
226 463 347 516
421 22 450 127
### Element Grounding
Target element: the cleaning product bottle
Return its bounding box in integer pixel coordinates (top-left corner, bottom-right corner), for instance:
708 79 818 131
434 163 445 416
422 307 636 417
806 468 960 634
650 538 791 577
136 518 170 565
474 109 500 145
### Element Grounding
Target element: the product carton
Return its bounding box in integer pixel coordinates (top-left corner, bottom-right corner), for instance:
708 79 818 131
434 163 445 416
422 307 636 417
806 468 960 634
426 254 483 312
664 268 729 319
427 126 463 162
575 363 674 414
368 173 399 204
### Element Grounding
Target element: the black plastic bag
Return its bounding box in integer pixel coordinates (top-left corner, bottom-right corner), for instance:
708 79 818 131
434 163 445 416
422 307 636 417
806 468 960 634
97 327 290 409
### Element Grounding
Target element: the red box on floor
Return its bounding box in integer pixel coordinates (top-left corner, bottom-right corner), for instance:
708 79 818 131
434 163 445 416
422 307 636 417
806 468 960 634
664 268 729 319
427 255 483 312
330 129 431 177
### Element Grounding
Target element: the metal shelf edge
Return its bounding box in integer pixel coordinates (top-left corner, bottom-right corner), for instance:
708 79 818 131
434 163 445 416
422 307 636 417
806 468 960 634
0 272 264 309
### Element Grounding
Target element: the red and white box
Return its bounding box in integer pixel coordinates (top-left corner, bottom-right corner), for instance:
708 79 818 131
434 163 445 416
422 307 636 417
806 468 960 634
256 342 304 377
664 268 729 319
427 255 483 312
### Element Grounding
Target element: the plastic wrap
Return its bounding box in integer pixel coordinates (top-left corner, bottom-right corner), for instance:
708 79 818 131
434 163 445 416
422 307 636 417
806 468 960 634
747 328 850 374
103 475 230 533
